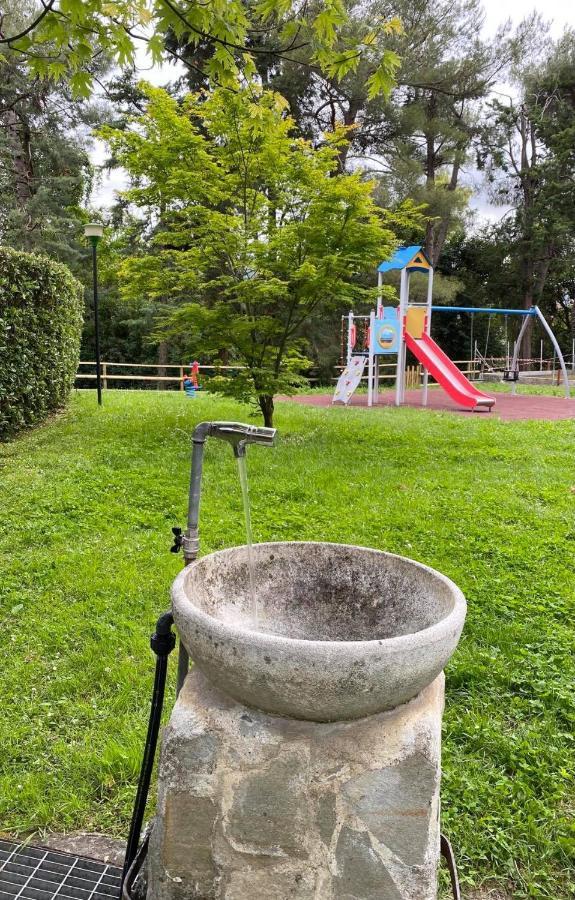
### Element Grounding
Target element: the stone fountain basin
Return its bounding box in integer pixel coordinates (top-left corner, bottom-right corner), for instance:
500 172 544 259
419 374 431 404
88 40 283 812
171 541 466 722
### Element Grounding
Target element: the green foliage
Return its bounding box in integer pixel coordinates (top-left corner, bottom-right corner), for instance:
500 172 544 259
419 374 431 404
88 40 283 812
470 32 575 357
238 0 516 267
366 0 516 267
0 390 574 899
0 36 100 278
1 0 401 99
101 85 423 422
0 246 84 439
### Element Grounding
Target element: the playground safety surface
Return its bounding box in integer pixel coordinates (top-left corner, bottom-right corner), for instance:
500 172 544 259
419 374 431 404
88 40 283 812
286 389 575 421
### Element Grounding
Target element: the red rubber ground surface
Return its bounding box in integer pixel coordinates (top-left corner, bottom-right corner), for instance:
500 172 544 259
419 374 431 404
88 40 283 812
284 389 575 421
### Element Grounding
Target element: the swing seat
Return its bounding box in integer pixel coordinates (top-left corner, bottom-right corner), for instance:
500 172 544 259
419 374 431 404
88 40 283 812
503 369 519 382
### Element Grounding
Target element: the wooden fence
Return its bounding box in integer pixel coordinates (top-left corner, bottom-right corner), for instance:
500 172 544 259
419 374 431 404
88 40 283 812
75 356 567 391
75 361 247 390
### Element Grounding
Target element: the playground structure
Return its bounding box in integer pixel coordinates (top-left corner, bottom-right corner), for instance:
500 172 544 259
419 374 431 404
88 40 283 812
333 246 571 410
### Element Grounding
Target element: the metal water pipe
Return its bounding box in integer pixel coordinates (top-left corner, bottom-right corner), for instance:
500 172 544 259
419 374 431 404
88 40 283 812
171 422 276 692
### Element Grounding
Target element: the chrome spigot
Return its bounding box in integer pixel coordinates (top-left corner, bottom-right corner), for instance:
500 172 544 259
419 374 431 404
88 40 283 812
203 422 276 457
175 422 276 563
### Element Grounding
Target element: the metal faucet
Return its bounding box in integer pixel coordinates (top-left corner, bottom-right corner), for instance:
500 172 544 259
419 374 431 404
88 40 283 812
180 421 276 564
172 421 276 694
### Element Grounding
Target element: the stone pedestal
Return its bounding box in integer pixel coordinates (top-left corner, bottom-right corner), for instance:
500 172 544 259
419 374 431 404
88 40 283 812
147 670 444 900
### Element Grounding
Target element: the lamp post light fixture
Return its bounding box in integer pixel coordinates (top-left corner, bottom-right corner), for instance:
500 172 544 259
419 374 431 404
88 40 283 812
84 222 104 405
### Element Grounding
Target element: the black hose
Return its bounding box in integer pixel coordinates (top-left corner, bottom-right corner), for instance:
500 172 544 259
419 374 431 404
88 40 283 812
121 832 150 900
120 612 176 897
176 643 189 697
440 833 461 899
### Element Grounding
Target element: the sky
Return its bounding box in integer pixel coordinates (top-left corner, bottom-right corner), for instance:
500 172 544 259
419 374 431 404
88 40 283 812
91 0 574 214
483 0 571 35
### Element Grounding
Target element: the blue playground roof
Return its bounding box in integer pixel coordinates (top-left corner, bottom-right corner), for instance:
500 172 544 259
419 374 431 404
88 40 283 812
378 245 432 274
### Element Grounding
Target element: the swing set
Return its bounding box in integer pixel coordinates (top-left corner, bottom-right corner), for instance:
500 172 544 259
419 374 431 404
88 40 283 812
432 305 571 397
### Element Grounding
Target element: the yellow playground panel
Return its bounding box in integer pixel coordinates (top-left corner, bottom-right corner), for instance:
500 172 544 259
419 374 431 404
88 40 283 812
405 307 426 340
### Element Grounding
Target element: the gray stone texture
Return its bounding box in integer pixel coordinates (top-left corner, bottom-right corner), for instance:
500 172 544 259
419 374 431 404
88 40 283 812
171 542 466 721
340 755 438 865
333 828 403 900
146 670 444 899
227 749 310 856
38 832 125 867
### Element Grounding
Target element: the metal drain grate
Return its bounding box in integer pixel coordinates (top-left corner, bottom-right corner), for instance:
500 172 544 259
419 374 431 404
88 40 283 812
0 839 122 900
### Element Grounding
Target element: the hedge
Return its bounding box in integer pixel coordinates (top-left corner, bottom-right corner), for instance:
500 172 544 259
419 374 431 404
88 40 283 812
0 247 84 440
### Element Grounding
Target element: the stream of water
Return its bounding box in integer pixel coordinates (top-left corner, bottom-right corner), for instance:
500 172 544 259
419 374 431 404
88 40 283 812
237 455 258 628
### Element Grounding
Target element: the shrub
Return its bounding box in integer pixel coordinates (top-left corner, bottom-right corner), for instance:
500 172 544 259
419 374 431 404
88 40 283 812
0 247 84 439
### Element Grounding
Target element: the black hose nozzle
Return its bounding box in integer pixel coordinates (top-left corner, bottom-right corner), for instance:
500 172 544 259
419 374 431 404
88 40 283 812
170 527 183 554
151 612 176 656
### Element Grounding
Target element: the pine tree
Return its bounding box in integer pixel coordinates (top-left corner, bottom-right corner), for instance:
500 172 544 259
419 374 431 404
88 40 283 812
479 30 575 358
191 0 518 269
0 42 97 274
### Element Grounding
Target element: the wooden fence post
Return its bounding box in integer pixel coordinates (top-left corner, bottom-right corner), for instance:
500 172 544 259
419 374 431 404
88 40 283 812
102 363 107 390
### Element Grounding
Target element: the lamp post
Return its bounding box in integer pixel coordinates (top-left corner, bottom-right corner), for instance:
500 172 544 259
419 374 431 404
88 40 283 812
84 222 104 405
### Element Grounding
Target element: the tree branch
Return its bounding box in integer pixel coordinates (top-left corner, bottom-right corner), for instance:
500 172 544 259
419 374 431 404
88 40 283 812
0 0 56 44
160 0 310 58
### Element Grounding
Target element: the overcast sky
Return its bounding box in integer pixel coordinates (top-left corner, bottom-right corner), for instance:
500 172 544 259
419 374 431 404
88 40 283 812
91 0 574 214
484 0 570 36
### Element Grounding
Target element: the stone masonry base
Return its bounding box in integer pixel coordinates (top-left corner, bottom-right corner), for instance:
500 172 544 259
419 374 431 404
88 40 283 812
147 670 445 899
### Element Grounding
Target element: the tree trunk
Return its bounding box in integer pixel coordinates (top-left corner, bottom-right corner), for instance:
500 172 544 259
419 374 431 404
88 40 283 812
519 279 534 364
519 240 535 363
517 109 538 363
520 251 553 366
335 98 362 173
423 113 437 263
157 340 169 390
424 142 462 267
3 108 34 208
519 319 533 366
258 394 274 427
533 253 552 306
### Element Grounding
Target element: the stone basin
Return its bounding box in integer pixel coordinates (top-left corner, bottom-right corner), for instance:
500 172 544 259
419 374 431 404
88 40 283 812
171 541 466 722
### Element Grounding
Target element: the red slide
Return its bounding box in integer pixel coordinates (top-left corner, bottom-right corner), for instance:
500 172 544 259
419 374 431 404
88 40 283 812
405 331 495 411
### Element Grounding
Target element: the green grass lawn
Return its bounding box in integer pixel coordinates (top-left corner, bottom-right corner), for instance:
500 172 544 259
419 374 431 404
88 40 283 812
479 380 573 397
1 390 574 897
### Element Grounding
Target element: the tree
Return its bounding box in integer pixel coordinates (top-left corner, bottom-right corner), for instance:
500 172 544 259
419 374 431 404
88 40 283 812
211 0 517 269
101 85 422 424
174 0 402 160
374 0 515 267
479 31 575 358
0 10 96 271
0 0 401 101
436 228 519 362
0 1 405 384
524 32 575 352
